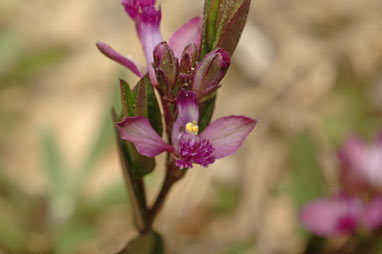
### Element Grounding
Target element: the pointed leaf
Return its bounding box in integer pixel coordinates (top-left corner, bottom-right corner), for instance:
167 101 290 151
134 75 163 136
215 0 251 56
120 79 136 117
200 0 251 57
145 78 163 137
112 109 149 231
119 76 160 176
135 78 148 117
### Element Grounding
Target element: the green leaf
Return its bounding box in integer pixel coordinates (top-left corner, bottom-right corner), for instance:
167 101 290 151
201 0 251 57
133 76 163 136
127 142 156 177
112 109 149 232
120 79 136 117
215 0 251 56
145 78 163 137
135 78 149 117
198 94 216 132
117 231 164 254
289 133 324 210
115 77 157 178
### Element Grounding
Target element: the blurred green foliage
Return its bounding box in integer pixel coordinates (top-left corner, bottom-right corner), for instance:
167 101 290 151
211 183 241 216
0 76 128 253
321 59 382 144
224 240 254 254
0 30 71 90
289 133 324 210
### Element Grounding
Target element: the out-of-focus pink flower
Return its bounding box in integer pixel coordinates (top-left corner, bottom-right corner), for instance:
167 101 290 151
300 132 382 237
300 195 382 236
338 134 382 191
97 0 202 86
300 196 363 236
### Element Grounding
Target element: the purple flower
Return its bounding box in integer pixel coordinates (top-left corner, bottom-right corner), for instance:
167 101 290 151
338 133 382 192
97 0 202 86
116 89 257 169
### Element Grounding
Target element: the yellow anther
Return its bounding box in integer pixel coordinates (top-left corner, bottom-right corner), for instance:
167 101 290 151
185 121 199 134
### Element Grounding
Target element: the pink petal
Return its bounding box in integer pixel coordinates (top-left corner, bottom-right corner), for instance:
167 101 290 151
361 197 382 230
116 116 173 157
137 19 163 85
200 116 256 159
96 41 143 77
171 89 199 150
300 197 362 236
121 0 163 85
168 16 202 59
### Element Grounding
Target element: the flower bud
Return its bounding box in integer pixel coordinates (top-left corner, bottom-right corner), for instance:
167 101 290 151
153 42 178 93
191 48 230 101
179 43 199 84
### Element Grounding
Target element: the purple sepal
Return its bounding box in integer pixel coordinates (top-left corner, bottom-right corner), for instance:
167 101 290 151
116 116 173 157
191 48 231 100
96 41 143 77
200 115 256 159
168 16 202 59
300 197 363 236
153 42 178 92
171 89 199 150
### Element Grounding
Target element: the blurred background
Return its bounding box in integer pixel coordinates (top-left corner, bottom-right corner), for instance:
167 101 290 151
0 0 381 253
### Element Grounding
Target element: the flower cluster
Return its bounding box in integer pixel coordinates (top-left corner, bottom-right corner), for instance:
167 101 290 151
98 0 256 170
300 134 382 236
